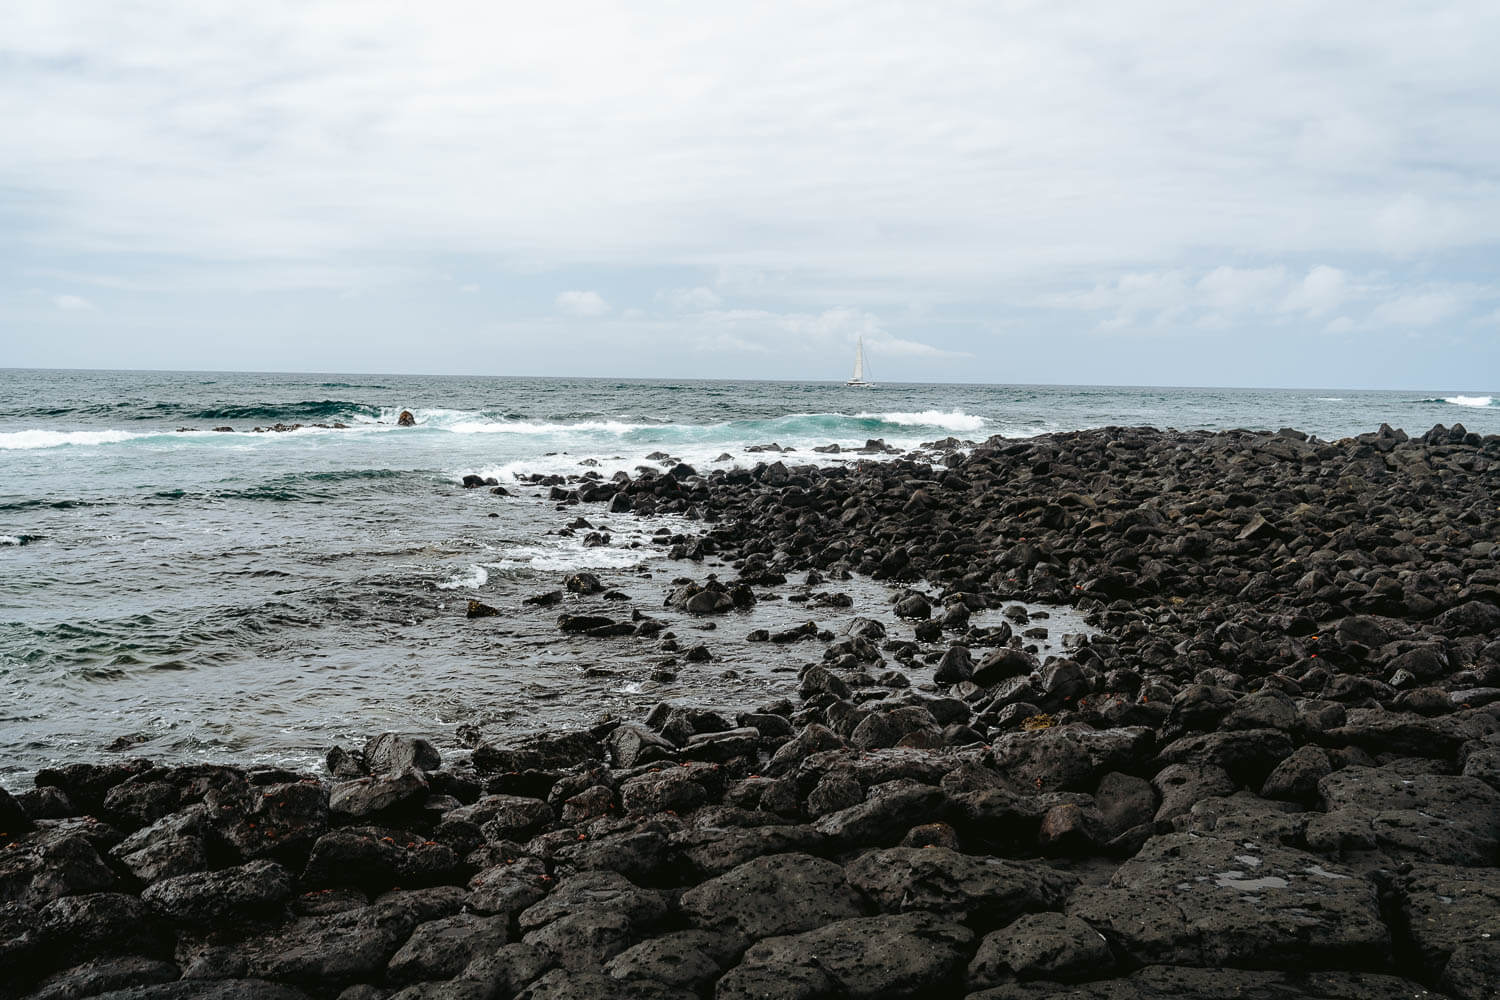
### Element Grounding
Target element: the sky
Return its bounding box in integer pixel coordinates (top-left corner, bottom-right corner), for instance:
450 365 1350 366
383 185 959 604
2 1 1498 388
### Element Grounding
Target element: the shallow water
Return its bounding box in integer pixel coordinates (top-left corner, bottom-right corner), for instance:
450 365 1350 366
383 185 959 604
1 369 1494 784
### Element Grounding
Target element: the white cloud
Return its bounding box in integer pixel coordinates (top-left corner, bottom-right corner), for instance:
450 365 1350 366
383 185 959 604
1369 291 1463 328
459 283 479 293
657 286 721 311
1282 266 1350 317
555 290 609 317
52 294 94 310
1196 266 1286 311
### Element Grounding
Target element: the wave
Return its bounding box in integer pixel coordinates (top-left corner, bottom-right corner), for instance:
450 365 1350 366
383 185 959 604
449 419 650 435
436 565 489 590
1444 395 1493 408
0 535 22 546
0 429 148 450
855 409 986 432
185 400 385 422
3 399 386 423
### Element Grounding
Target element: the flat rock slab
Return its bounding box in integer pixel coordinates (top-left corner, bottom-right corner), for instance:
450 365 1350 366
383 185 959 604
1398 863 1500 981
679 852 867 941
1068 832 1388 969
727 912 973 1000
844 846 1070 929
968 911 1114 987
87 983 312 1000
1310 766 1500 865
965 965 1442 999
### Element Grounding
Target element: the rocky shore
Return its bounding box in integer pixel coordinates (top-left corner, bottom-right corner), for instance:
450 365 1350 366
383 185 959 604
3 422 1499 1000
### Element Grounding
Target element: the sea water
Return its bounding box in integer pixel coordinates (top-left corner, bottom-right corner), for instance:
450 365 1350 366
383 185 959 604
1 369 1495 783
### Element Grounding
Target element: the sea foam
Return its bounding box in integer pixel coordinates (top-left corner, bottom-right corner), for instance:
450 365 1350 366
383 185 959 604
0 429 148 450
857 410 986 433
435 565 489 590
1445 395 1493 407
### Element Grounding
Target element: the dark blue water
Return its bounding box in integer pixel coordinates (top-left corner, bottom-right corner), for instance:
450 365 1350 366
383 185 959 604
1 369 1495 783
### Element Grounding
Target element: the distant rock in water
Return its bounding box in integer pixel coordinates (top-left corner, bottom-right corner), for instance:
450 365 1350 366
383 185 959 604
466 600 499 619
397 409 416 426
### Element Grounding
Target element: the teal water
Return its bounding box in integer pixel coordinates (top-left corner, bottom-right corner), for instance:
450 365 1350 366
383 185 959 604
1 369 1495 782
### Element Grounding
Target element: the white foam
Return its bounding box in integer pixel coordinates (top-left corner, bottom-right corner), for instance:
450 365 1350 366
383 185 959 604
858 409 986 433
449 419 650 435
1445 395 1493 407
0 429 150 450
487 543 649 572
435 564 489 590
0 535 21 546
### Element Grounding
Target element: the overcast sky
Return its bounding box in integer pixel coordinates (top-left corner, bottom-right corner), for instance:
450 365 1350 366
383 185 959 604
3 1 1498 387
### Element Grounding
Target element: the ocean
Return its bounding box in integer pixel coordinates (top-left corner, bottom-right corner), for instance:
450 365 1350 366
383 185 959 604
1 368 1495 785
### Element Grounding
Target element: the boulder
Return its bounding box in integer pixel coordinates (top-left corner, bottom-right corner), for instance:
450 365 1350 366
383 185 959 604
679 853 867 941
1068 832 1387 968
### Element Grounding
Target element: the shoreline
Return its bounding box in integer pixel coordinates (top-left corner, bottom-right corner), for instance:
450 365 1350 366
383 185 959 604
3 421 1498 999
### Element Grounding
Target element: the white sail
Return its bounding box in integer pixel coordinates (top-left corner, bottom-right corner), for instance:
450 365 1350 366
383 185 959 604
852 338 864 382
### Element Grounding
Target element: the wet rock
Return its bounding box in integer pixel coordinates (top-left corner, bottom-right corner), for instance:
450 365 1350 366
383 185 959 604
1153 729 1293 787
36 892 170 968
992 726 1153 793
0 824 118 908
973 648 1038 687
965 966 1441 999
1309 765 1500 864
466 601 500 619
844 847 1069 929
82 981 314 999
398 410 416 427
602 929 736 992
514 968 696 1000
1396 863 1500 988
364 734 441 776
519 874 667 972
967 911 1114 986
329 771 429 824
670 822 824 880
1068 832 1388 968
1260 745 1333 804
1 787 35 840
467 857 551 917
301 827 461 891
141 859 292 922
607 725 676 769
26 954 179 1000
812 778 946 847
1093 771 1157 842
205 887 463 989
208 779 329 862
386 912 510 984
728 912 972 1000
619 767 711 815
1152 762 1237 824
679 853 867 941
109 807 209 884
565 573 604 595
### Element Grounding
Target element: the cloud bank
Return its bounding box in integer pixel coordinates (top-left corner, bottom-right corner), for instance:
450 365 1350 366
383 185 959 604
1 2 1497 386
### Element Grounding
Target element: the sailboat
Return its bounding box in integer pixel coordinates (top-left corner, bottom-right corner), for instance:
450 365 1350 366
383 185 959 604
846 336 873 387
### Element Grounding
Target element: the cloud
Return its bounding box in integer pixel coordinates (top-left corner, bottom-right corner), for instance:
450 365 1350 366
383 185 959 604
1282 266 1350 317
1369 291 1463 328
1196 266 1287 311
4 3 1500 382
555 290 609 317
51 294 94 310
657 286 721 311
